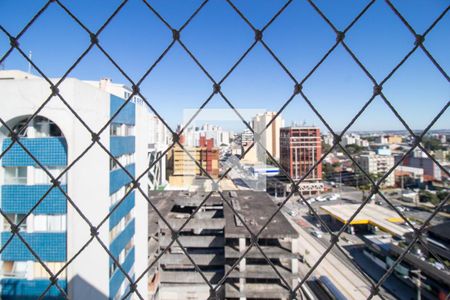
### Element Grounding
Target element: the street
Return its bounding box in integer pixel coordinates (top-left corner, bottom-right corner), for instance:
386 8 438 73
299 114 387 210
285 213 384 300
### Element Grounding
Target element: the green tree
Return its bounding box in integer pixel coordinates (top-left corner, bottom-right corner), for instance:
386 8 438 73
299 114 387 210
322 163 335 179
365 136 377 143
419 191 440 206
322 141 332 153
345 144 364 155
422 137 445 151
437 190 449 201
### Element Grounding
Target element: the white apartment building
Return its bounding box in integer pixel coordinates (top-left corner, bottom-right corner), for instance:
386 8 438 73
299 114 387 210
341 133 369 147
252 112 284 161
357 152 395 186
0 71 149 299
323 133 334 147
181 124 231 147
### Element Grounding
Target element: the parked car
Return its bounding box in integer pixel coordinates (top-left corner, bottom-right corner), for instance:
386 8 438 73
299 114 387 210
434 262 445 271
298 254 305 263
395 206 406 212
375 200 383 206
316 196 327 202
310 229 323 238
307 198 316 204
328 194 340 201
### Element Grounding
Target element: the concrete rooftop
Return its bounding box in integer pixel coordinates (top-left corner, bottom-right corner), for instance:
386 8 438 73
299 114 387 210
223 191 298 239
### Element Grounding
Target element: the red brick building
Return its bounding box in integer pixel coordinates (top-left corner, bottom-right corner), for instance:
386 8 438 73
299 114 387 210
280 127 323 194
199 135 219 177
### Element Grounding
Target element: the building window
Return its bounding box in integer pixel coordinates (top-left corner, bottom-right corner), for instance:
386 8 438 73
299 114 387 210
33 215 66 232
109 211 133 242
33 166 67 185
11 119 29 137
110 123 121 136
33 262 66 279
110 158 118 170
0 261 28 277
10 116 63 138
110 183 133 207
110 154 135 171
124 239 134 257
109 261 118 277
110 123 134 137
3 214 27 231
124 125 134 136
4 167 27 184
33 116 62 137
124 211 133 225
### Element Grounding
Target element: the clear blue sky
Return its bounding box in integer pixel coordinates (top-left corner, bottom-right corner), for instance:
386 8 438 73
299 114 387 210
1 0 449 133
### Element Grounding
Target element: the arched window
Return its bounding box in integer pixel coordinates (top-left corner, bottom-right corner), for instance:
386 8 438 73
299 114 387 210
10 116 63 138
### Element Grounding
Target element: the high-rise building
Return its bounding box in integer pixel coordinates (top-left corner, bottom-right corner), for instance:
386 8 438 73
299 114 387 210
0 70 148 299
252 112 284 161
280 126 323 195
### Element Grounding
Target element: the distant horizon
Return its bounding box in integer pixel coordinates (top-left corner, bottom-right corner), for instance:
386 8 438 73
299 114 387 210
176 118 450 135
1 67 448 135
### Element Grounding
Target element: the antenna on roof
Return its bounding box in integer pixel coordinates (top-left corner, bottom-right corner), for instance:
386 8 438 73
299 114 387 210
27 51 33 74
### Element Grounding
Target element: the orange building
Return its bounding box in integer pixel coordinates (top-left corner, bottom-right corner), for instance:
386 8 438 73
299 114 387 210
168 135 219 186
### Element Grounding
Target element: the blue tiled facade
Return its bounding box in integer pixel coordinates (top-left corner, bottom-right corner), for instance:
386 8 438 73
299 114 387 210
109 191 135 230
2 138 67 167
109 219 135 259
122 275 134 300
108 94 136 299
1 232 66 261
1 185 67 214
110 136 135 157
110 95 136 126
0 278 67 299
109 247 135 297
110 164 135 195
1 134 68 298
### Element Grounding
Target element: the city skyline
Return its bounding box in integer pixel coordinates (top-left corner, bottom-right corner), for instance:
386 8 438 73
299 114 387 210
1 0 448 131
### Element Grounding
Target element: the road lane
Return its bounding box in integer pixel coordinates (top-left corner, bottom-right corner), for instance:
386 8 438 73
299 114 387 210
285 214 382 300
